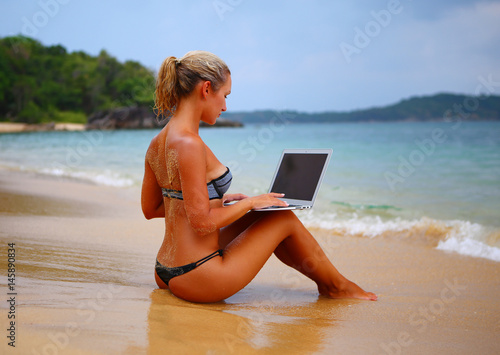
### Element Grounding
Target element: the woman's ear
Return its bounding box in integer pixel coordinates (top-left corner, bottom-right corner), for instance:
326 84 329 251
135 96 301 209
201 81 211 99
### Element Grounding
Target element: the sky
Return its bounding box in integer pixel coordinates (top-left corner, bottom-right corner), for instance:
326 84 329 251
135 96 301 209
1 0 499 113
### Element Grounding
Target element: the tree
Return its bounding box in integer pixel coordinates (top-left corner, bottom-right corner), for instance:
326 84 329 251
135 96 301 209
0 35 156 123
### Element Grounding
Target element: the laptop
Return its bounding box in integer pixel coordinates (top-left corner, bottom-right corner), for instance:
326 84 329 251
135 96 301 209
254 148 332 211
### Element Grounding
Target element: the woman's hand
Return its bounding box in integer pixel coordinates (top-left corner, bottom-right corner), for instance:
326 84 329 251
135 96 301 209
223 192 287 210
248 193 288 210
223 193 249 205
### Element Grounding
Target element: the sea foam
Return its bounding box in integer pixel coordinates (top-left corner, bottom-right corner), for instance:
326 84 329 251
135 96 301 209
436 222 500 262
40 167 135 187
300 212 500 262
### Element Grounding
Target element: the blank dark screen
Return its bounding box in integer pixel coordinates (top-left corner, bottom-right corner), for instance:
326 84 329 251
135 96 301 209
270 153 328 200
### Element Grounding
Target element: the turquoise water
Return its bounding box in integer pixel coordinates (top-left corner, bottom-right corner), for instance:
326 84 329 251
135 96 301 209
1 121 499 260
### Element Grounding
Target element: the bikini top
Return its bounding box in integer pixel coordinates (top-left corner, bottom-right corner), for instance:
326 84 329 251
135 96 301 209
161 167 232 200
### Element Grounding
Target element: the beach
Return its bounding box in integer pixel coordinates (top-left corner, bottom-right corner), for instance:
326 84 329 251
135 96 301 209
1 167 499 354
0 122 86 133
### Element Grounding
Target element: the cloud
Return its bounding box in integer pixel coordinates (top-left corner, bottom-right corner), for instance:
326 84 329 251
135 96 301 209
380 2 500 90
309 0 500 111
0 0 499 112
405 0 500 20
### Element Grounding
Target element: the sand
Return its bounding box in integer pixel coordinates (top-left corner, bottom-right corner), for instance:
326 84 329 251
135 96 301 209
0 122 85 133
0 167 499 354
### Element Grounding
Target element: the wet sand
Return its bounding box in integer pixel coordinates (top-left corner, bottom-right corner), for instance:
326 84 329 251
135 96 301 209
0 168 499 354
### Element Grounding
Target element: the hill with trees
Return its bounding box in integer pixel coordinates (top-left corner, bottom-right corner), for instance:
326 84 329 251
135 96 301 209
0 35 154 124
222 93 500 124
1 35 499 127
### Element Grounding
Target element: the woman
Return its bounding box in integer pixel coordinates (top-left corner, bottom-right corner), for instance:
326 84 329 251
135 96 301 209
141 51 377 303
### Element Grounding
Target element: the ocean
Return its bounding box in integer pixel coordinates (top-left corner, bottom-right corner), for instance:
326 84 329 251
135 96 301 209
1 121 499 262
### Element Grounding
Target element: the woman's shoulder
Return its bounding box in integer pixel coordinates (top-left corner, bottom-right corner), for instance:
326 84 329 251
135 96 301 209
146 127 166 148
169 131 205 153
145 130 165 157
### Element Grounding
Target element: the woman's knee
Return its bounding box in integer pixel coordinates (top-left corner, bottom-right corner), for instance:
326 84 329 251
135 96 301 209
273 210 301 224
260 210 302 234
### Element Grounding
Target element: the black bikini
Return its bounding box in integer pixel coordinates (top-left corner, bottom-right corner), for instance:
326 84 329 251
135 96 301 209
156 250 223 286
156 168 232 286
161 167 232 200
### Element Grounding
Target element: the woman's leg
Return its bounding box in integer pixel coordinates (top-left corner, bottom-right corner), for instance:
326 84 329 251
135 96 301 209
170 210 376 302
225 211 376 300
219 211 306 268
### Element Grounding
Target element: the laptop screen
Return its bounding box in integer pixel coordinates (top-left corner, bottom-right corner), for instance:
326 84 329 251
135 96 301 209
269 152 329 201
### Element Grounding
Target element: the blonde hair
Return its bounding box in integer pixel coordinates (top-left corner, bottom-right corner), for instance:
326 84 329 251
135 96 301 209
154 50 230 118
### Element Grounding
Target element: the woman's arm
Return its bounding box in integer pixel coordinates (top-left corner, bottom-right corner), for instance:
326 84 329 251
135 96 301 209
223 193 249 204
176 135 286 235
141 158 165 219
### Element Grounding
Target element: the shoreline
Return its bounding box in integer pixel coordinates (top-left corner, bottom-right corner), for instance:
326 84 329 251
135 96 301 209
0 122 85 133
0 168 499 354
0 119 243 134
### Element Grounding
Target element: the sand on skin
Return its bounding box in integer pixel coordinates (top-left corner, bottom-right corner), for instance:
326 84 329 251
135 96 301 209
0 168 499 354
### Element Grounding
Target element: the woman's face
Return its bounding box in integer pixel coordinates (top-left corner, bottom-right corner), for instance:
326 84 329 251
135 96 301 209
202 75 232 125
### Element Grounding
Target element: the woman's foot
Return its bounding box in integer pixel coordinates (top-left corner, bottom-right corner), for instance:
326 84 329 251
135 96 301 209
318 279 377 301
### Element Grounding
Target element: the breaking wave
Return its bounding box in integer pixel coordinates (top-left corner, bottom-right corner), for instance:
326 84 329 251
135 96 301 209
300 212 500 262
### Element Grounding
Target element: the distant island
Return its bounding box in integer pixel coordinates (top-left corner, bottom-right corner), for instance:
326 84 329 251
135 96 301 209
221 93 500 124
1 35 499 132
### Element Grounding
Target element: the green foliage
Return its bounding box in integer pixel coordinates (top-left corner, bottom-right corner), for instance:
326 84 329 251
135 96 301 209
3 35 499 125
51 111 87 124
0 35 155 123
